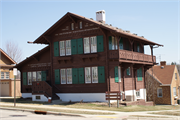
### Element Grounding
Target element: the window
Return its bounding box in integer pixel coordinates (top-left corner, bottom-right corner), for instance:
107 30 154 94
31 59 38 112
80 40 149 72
91 37 97 53
109 36 118 50
85 67 91 83
59 40 71 56
157 88 162 97
173 87 176 96
175 73 177 80
66 40 71 55
79 21 82 29
84 36 97 54
5 72 9 79
60 41 65 56
28 72 32 85
32 72 36 82
126 67 131 76
92 67 98 83
118 66 121 82
61 69 66 84
136 91 140 97
37 71 41 81
137 68 142 81
84 37 90 54
67 68 72 84
137 43 140 52
71 23 74 30
1 72 4 79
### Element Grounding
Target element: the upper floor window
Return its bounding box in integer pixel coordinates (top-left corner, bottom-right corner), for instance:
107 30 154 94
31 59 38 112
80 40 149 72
79 21 82 29
1 72 9 79
37 71 41 81
137 43 140 52
59 40 71 56
84 36 97 54
175 73 177 80
71 23 74 30
157 88 162 97
109 36 118 50
1 72 4 79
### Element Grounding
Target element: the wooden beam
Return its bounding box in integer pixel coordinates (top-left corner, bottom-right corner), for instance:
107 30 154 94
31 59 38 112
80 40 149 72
99 27 106 36
68 14 77 23
33 56 39 61
43 36 51 43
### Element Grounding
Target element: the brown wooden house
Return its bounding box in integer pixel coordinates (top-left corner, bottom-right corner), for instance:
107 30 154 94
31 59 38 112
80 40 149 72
15 11 162 102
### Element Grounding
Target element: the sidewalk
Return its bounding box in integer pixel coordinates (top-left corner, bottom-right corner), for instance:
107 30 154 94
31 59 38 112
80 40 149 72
0 102 180 119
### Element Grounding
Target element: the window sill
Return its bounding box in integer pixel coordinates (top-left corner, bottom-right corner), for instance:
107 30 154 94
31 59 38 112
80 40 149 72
57 56 72 64
81 53 99 61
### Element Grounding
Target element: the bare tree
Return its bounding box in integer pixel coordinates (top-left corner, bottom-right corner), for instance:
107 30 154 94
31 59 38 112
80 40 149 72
4 40 22 64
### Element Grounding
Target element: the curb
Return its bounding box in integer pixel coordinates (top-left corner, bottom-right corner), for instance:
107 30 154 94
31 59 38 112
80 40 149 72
0 107 83 117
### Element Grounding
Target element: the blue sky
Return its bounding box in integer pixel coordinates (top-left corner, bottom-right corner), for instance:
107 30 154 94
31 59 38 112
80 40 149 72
1 0 180 64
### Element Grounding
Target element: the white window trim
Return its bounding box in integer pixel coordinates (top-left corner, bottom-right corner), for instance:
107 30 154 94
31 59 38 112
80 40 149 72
84 37 90 54
28 72 32 85
90 36 97 53
92 67 98 83
71 23 74 30
66 40 71 56
118 66 121 82
66 68 72 84
157 88 163 98
85 67 91 83
79 21 82 29
61 69 66 84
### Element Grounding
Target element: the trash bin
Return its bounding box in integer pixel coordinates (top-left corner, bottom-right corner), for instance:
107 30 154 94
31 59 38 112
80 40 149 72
48 97 51 103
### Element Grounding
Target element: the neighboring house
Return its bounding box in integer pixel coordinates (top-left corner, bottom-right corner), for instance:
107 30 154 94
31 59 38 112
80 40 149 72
146 61 180 105
0 48 21 97
15 11 162 102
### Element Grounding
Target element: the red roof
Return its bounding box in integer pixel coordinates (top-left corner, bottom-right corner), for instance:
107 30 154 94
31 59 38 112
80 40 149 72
147 65 176 85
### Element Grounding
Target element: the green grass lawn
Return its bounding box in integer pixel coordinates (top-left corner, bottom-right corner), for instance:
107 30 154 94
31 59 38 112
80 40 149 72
1 97 180 112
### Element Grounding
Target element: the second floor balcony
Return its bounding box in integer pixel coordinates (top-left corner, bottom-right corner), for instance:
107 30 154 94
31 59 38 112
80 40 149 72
109 49 156 64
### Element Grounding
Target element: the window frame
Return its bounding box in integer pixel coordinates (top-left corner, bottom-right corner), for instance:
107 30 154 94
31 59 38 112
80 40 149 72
27 72 32 85
157 87 163 97
175 73 177 80
79 21 82 29
37 71 41 81
84 36 97 54
61 69 66 84
59 40 71 56
136 91 140 98
173 87 176 96
71 23 74 30
1 72 4 79
85 67 91 83
90 36 97 53
66 40 71 56
66 68 72 84
92 67 98 83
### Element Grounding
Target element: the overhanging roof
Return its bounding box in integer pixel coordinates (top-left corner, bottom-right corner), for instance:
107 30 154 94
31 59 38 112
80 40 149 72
0 48 17 64
33 12 163 47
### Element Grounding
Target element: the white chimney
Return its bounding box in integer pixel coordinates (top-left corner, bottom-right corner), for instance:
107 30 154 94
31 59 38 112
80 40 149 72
96 10 105 23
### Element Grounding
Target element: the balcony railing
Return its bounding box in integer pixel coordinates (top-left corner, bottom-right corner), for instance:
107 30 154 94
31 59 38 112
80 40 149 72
109 49 156 63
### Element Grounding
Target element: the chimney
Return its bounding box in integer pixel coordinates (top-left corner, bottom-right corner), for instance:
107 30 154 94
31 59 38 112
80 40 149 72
160 61 166 66
96 10 105 24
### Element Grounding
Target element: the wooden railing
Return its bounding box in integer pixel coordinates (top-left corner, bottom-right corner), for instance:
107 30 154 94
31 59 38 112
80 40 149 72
109 49 156 63
32 81 52 98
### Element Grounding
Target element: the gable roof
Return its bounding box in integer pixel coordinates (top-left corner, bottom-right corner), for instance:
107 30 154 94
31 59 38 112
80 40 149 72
15 46 49 69
33 12 163 47
0 48 16 64
147 65 176 85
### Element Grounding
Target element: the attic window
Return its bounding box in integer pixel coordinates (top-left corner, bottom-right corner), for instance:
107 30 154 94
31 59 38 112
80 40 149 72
71 23 74 30
80 22 82 29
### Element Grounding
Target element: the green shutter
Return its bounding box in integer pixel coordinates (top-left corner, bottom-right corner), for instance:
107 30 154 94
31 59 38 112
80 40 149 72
71 39 77 55
115 66 119 82
97 35 104 52
119 38 123 50
41 71 46 81
54 42 59 56
72 68 78 84
109 36 112 50
55 69 60 84
78 68 84 84
77 38 83 54
23 72 27 85
137 68 142 81
98 66 105 83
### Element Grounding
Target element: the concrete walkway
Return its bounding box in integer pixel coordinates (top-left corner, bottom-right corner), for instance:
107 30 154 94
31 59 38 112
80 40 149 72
0 102 180 120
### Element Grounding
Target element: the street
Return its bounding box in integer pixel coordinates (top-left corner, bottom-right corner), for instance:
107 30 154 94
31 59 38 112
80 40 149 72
0 109 180 120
